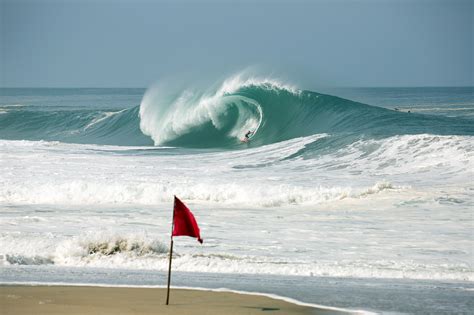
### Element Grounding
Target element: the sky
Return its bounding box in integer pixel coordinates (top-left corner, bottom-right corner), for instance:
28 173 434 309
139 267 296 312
1 0 472 88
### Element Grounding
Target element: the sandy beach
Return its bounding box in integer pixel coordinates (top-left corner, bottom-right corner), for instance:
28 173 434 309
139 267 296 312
0 285 348 315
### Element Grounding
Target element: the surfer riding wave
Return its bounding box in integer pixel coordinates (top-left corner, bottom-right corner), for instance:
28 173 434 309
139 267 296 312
241 130 254 143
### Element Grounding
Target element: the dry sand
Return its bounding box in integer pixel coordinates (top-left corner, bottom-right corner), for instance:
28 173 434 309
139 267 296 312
0 285 350 315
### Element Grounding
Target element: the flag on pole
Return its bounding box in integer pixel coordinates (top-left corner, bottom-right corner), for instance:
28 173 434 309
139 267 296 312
172 196 203 243
166 196 203 305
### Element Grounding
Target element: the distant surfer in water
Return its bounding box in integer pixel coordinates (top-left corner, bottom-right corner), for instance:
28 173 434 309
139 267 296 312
241 130 254 143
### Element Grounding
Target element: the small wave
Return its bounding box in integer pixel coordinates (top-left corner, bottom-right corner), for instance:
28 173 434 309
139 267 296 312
83 109 126 130
312 134 474 176
0 179 403 207
51 232 168 267
1 232 167 268
1 104 25 107
0 104 25 108
0 106 152 146
1 254 53 265
404 106 474 112
0 104 25 115
359 181 397 197
2 248 471 281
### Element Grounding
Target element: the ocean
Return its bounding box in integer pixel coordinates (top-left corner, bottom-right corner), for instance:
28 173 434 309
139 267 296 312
1 75 473 314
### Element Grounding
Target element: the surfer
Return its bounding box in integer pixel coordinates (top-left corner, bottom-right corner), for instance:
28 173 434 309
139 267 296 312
241 130 254 143
244 130 253 140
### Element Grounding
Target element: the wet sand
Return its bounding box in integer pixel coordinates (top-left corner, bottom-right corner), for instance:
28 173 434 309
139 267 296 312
0 285 350 315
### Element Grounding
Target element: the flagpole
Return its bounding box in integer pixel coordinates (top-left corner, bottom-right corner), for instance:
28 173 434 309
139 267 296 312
166 196 175 305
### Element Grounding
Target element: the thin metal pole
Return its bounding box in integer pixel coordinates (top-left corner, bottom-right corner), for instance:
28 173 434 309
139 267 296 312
166 196 176 305
165 238 173 305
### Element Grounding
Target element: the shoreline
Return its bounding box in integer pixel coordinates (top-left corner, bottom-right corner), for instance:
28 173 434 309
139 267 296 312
2 266 473 314
0 281 363 314
0 284 359 315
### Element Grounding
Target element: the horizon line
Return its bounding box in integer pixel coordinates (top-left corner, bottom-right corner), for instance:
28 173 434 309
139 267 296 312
1 85 473 89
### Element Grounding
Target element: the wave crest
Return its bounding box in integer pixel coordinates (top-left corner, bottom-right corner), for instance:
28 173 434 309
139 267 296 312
54 232 168 266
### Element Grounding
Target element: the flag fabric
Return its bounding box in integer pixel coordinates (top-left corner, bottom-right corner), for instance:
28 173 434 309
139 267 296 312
172 196 203 243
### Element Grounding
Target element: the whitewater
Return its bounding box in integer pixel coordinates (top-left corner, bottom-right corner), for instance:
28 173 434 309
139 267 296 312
0 76 473 313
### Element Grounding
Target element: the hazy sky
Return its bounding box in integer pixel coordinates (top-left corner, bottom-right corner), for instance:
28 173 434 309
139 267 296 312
1 0 472 88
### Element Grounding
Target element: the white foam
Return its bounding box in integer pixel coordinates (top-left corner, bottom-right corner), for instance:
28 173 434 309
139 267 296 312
1 223 472 281
54 231 168 265
0 177 403 207
0 134 471 208
1 134 473 282
2 240 472 281
217 72 298 95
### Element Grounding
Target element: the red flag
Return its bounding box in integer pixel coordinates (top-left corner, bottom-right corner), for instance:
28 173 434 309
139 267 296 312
172 196 203 243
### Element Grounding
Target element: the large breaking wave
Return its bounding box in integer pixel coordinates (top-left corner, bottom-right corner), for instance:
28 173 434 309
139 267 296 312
139 74 473 148
1 74 473 149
